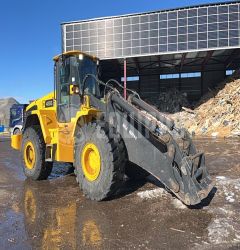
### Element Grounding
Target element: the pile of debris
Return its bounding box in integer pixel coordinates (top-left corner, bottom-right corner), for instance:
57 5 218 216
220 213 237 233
171 71 240 137
144 88 190 113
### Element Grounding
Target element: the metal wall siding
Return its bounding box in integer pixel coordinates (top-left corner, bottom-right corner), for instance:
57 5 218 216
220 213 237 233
62 2 240 59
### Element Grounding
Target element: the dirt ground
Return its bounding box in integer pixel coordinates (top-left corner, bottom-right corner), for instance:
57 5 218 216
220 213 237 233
0 135 240 250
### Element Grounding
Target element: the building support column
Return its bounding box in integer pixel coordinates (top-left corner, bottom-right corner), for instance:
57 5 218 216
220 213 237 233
201 72 204 96
138 76 141 94
179 72 182 91
158 73 161 94
200 50 214 97
124 58 127 99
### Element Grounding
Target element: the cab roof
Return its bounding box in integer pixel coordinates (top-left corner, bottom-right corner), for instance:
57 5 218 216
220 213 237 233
53 50 98 62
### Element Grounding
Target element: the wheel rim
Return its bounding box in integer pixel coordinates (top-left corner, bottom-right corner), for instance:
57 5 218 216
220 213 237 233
81 143 101 182
24 141 36 170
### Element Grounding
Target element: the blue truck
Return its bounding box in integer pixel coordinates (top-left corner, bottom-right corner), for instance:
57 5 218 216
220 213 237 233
9 104 28 135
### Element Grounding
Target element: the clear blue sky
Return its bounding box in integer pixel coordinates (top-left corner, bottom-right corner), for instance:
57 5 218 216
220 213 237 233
0 0 230 103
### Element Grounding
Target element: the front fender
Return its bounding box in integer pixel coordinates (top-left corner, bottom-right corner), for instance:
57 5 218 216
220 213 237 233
30 110 57 144
11 134 22 150
72 108 100 137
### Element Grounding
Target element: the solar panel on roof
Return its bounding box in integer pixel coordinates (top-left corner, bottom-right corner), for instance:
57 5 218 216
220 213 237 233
62 2 240 59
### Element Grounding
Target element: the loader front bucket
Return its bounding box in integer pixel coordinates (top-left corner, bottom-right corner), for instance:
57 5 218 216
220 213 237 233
169 152 213 205
115 112 213 206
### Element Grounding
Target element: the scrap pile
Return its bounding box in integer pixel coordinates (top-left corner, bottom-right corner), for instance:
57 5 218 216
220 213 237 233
171 71 240 137
144 88 190 113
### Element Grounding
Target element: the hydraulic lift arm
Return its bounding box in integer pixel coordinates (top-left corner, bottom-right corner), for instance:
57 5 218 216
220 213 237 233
90 89 213 206
111 93 213 205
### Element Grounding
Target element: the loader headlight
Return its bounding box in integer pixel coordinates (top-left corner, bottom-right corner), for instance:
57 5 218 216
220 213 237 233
45 99 54 108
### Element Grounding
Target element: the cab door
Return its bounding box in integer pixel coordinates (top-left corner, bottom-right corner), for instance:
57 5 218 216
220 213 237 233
55 57 80 162
56 57 72 123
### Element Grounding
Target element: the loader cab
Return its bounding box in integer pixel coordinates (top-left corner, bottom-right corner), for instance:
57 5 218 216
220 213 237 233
54 51 100 123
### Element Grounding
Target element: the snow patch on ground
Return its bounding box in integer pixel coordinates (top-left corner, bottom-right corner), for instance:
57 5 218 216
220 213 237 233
171 198 187 209
208 217 234 244
216 176 226 180
206 176 240 245
215 176 240 203
137 188 167 200
234 182 240 191
217 207 234 216
137 188 187 208
207 215 240 245
225 193 235 203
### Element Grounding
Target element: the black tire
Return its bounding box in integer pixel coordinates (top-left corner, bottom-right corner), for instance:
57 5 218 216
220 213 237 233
13 128 20 135
125 161 150 180
74 122 126 201
21 126 53 180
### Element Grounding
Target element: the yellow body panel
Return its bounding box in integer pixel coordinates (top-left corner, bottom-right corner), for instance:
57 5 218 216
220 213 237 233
11 90 100 163
26 92 56 113
56 121 75 162
54 108 99 162
11 134 22 150
31 109 57 144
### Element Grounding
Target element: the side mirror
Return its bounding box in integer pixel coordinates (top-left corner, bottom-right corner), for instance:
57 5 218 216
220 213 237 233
69 84 80 95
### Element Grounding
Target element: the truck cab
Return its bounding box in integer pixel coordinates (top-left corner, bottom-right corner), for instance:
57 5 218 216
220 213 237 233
9 104 28 135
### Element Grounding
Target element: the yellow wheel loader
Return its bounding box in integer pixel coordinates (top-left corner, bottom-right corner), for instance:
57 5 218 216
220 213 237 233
11 51 213 205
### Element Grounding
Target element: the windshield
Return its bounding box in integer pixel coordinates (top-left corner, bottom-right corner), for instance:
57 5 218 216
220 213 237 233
10 108 17 117
58 55 99 97
80 57 100 96
58 57 71 105
56 54 100 122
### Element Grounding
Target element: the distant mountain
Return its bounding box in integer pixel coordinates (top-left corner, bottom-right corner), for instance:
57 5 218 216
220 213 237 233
0 98 19 127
